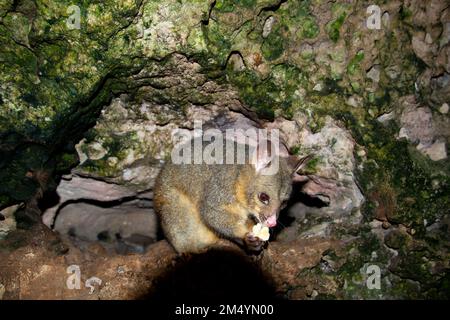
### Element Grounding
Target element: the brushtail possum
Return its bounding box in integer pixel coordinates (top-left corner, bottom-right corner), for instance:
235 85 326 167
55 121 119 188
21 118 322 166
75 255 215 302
154 136 310 253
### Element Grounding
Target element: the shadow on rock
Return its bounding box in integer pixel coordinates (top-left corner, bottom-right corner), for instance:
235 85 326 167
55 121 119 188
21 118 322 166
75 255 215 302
142 248 278 301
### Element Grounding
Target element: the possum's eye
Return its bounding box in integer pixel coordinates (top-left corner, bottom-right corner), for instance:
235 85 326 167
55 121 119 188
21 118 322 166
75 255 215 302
258 192 270 205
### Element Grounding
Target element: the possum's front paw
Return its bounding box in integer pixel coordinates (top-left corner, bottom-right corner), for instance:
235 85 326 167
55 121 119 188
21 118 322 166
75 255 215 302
244 232 265 252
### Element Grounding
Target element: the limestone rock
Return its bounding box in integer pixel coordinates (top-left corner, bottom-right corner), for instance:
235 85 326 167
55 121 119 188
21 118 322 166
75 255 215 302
41 175 149 227
417 140 447 161
0 205 19 239
54 201 157 254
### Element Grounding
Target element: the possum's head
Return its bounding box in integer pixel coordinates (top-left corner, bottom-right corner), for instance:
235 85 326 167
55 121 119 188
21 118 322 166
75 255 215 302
246 140 311 228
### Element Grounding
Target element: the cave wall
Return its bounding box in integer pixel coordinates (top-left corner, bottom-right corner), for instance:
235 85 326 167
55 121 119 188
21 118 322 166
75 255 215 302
0 0 449 299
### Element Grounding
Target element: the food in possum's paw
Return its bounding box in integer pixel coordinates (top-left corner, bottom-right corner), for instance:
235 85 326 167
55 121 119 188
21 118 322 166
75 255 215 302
252 223 270 241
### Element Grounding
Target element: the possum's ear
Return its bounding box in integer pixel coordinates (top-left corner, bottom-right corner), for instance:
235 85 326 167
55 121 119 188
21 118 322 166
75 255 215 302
253 139 274 173
289 154 313 182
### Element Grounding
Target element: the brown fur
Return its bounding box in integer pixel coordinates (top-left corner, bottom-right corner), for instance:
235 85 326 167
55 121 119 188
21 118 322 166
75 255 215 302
154 138 308 253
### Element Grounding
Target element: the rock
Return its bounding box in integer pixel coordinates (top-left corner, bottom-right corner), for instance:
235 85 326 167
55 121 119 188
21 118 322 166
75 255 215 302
397 96 450 161
313 83 323 91
440 22 450 48
262 16 275 38
385 65 400 80
264 117 302 150
121 164 161 186
385 228 411 250
227 52 246 71
346 95 362 108
299 43 313 59
268 115 364 240
75 141 89 165
412 33 436 66
0 205 19 239
41 175 149 227
417 141 447 161
439 103 449 114
425 33 433 45
300 222 330 238
54 201 157 253
377 112 395 124
366 65 381 83
72 54 253 188
399 102 434 145
430 73 450 105
295 117 364 219
0 220 342 300
356 149 366 157
86 142 108 160
381 11 390 28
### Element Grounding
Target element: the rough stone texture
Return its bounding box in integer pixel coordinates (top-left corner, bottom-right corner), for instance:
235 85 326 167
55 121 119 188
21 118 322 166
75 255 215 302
0 205 19 239
0 223 342 300
54 201 157 254
397 95 449 162
0 0 449 300
41 175 152 227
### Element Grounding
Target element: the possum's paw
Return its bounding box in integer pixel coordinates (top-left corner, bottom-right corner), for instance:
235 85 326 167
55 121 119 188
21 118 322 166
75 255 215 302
244 232 265 252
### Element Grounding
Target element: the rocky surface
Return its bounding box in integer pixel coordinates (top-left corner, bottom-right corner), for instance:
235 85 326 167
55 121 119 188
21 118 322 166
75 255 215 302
0 223 348 299
41 174 153 226
0 205 19 239
0 0 449 299
54 201 157 254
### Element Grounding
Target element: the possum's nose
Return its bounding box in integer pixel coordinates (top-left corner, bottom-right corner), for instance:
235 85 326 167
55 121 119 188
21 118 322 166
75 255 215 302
265 214 277 227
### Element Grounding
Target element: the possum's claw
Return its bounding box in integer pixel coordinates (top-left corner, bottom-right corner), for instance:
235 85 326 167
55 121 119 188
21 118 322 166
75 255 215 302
244 232 265 252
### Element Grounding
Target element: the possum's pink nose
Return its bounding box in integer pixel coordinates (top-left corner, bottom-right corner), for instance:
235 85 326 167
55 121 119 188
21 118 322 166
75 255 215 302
266 215 277 227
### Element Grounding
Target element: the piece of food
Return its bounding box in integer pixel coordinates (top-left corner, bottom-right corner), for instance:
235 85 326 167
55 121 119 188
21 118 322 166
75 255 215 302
252 223 270 241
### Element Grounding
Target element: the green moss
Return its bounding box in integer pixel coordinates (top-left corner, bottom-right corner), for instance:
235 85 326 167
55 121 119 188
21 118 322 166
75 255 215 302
227 63 309 119
290 0 312 17
79 129 146 178
351 119 450 233
303 155 321 174
347 50 365 75
188 90 214 105
350 81 361 92
384 230 410 250
327 11 346 43
319 78 345 95
300 49 315 61
297 226 403 299
431 273 450 299
290 145 301 155
388 277 422 299
202 21 232 64
214 0 235 12
369 89 392 111
79 159 116 177
240 0 257 8
261 27 286 61
0 0 13 16
399 5 413 21
391 251 435 284
297 17 320 39
55 152 79 172
227 72 266 117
